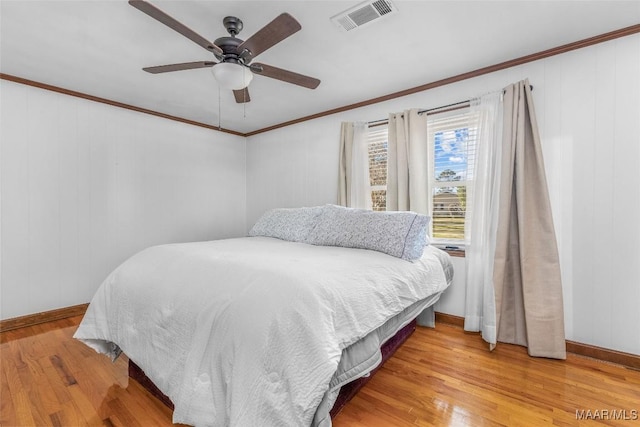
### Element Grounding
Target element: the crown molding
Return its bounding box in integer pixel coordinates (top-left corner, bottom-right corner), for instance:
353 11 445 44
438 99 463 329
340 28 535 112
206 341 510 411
0 73 244 137
245 23 640 136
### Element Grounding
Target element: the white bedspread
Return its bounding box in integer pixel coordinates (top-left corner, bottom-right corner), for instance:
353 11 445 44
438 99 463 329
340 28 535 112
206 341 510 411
74 237 449 426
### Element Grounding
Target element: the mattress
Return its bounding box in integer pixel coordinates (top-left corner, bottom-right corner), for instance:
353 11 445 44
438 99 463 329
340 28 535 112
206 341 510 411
75 237 451 426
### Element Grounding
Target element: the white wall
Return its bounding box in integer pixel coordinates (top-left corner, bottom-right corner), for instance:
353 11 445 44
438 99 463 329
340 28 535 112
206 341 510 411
247 34 640 355
0 80 247 319
2 34 638 355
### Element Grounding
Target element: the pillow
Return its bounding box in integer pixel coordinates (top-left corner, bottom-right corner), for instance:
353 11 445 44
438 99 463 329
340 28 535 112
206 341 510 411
248 206 324 242
306 205 430 261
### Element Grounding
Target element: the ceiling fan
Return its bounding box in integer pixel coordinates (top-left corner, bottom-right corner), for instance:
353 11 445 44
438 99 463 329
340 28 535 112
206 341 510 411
129 0 320 103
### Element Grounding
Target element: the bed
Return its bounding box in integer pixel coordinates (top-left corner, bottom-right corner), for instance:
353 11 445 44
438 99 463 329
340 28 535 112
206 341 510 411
75 205 453 426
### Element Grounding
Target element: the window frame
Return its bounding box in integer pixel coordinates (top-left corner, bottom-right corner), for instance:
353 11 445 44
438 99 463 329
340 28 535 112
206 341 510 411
427 108 477 247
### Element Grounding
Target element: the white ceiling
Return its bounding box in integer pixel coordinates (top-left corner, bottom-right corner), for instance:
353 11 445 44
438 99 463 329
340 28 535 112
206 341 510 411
2 1 639 134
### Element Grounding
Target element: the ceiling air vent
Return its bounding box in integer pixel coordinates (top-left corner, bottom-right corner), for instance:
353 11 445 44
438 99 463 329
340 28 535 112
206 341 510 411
330 0 398 32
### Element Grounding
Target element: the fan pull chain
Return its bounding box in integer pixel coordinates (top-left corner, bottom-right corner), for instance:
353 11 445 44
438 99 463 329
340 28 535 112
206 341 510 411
218 86 222 130
243 67 247 118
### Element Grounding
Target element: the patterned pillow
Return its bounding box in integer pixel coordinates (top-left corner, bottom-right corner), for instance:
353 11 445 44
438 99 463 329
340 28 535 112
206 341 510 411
306 205 430 261
249 206 324 242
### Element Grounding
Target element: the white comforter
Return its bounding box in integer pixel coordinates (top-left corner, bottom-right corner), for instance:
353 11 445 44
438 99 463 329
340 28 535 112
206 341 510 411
74 237 449 426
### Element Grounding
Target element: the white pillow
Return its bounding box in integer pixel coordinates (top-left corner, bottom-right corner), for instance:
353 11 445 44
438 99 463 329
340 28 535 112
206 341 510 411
306 205 430 261
249 206 324 242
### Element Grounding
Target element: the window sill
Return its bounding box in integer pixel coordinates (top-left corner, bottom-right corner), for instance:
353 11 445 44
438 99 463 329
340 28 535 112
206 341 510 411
432 242 465 257
439 248 465 258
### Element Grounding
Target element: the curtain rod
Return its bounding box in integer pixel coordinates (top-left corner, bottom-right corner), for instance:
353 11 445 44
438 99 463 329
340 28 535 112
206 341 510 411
368 85 533 128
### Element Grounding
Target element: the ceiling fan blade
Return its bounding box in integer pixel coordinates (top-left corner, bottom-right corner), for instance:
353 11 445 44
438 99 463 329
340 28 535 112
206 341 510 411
233 88 251 103
236 13 301 60
253 63 320 89
143 61 216 74
129 0 222 56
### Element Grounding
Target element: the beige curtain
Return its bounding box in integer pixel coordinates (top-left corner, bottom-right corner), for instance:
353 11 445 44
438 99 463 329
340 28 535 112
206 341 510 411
387 109 433 326
493 79 566 359
338 122 353 207
338 122 370 208
387 109 429 215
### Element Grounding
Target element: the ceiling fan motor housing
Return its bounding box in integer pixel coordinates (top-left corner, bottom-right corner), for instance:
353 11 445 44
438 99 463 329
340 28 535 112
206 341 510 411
214 36 242 62
214 17 253 64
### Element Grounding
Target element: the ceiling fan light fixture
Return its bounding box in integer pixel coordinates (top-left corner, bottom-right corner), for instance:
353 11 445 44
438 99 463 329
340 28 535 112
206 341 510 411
211 63 254 90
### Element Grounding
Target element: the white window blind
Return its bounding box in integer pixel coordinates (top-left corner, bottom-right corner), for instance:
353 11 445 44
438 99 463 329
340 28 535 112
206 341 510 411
428 110 478 243
367 125 388 211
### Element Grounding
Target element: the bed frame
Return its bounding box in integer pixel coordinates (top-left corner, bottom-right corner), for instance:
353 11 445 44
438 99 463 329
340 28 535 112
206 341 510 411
128 319 417 419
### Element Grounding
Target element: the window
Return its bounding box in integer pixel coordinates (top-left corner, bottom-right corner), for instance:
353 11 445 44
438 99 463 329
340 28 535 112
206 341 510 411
365 109 477 244
428 110 477 243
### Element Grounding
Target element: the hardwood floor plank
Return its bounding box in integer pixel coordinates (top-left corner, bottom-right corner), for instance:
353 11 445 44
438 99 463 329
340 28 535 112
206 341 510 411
0 367 19 426
2 355 39 426
337 395 418 427
38 355 73 407
67 384 108 427
50 354 78 386
120 381 179 426
101 413 126 427
13 343 55 426
49 410 64 427
105 397 143 427
54 399 86 427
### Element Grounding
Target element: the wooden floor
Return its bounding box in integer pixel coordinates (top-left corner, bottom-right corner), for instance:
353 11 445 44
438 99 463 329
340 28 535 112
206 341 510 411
2 317 639 427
